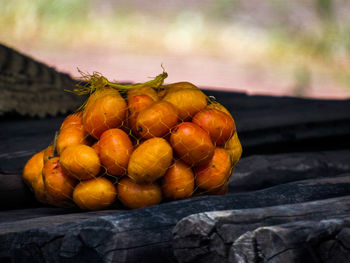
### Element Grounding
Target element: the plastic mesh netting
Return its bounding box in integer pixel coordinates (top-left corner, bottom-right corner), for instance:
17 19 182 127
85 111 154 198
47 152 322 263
22 71 242 210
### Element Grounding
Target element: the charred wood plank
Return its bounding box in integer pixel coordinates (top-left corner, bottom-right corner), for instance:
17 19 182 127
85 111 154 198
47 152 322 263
229 218 350 263
2 176 350 262
230 150 350 193
173 195 350 263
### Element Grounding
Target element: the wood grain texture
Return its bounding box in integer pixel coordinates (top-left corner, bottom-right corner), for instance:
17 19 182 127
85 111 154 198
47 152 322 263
230 150 350 192
2 176 350 262
173 195 350 263
204 90 350 155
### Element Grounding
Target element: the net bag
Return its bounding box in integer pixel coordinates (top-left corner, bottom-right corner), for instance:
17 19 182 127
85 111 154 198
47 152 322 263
22 70 242 210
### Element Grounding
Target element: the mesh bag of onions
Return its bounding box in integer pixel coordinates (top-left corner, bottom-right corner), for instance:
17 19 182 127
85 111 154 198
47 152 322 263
23 71 242 210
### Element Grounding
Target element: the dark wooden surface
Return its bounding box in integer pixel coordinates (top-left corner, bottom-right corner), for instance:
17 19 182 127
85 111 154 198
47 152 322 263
2 176 350 263
230 150 350 192
173 195 350 263
205 90 350 155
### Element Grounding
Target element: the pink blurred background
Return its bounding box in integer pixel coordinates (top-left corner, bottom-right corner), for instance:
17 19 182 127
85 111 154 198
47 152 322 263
2 0 350 98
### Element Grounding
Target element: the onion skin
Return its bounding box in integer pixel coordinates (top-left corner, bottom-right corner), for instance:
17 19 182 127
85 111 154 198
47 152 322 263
73 177 117 210
99 128 133 176
83 87 127 139
56 124 90 155
136 101 178 139
43 157 77 207
192 108 235 146
195 147 232 191
60 112 83 130
162 82 207 121
128 138 173 184
162 160 194 200
117 177 162 209
60 144 101 181
170 122 214 166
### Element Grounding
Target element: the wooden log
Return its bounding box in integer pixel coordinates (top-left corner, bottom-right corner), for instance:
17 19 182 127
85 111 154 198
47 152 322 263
173 195 350 263
2 176 350 262
229 217 350 263
230 150 350 192
0 207 123 224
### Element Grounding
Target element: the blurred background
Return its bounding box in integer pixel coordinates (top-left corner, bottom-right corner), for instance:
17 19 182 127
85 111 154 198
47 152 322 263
1 0 350 98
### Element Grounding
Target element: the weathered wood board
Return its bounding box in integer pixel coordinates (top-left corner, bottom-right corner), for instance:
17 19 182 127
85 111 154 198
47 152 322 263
173 196 350 263
2 176 350 262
